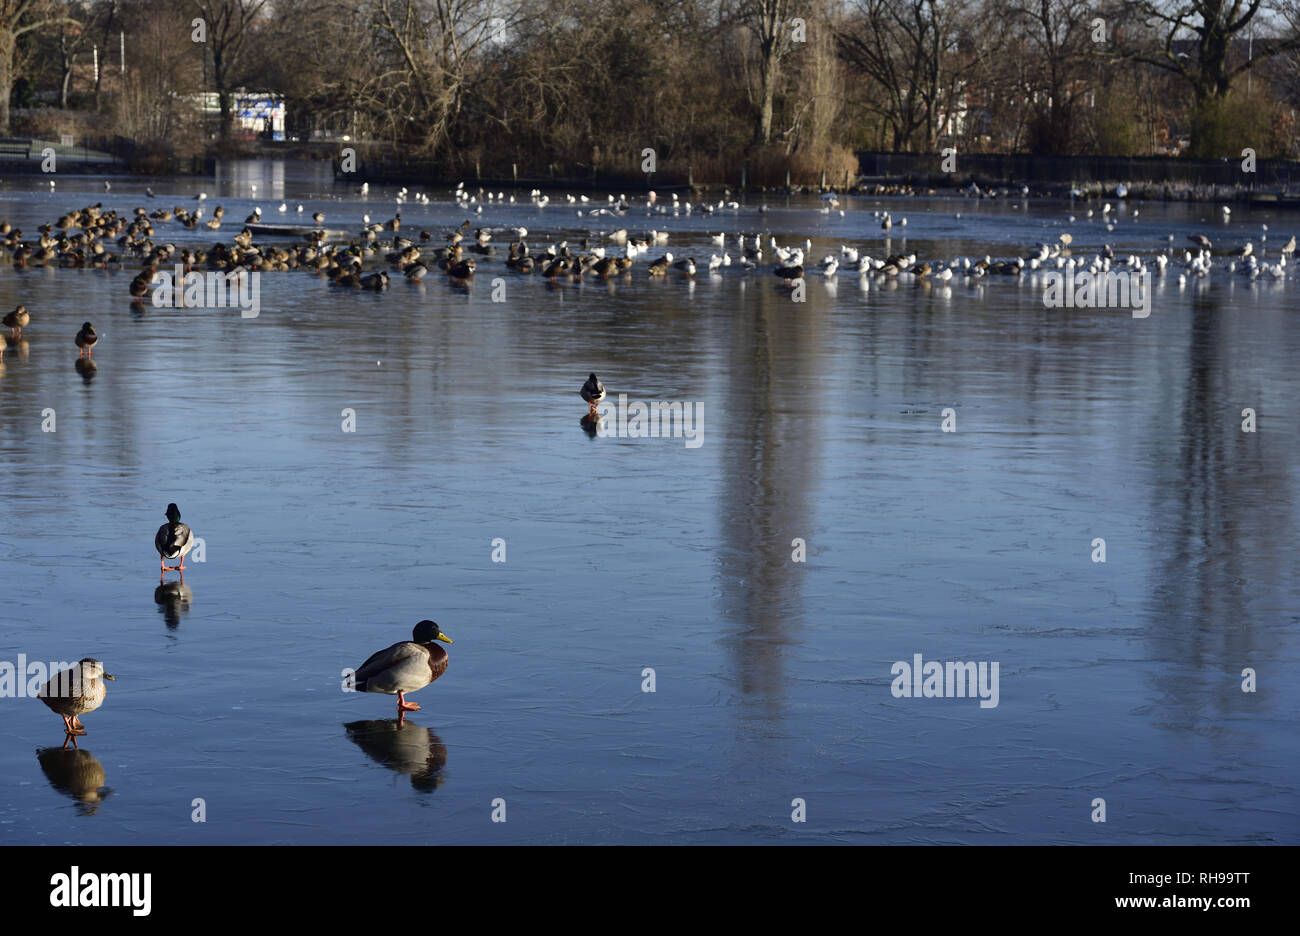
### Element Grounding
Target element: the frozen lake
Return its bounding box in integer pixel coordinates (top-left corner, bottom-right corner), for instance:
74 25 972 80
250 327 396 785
0 161 1297 844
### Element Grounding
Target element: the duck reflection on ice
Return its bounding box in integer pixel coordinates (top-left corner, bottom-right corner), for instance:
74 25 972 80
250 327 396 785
580 412 604 438
36 746 111 815
154 582 193 628
74 356 97 383
344 719 447 792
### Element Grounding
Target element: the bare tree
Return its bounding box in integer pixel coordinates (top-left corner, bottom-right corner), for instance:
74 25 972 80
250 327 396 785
190 0 268 142
735 0 789 145
996 0 1099 153
0 0 84 132
362 0 517 154
1115 0 1300 107
837 0 980 152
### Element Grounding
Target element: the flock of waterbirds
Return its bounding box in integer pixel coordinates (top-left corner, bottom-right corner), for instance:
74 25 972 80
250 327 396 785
0 183 1291 324
3 183 1293 416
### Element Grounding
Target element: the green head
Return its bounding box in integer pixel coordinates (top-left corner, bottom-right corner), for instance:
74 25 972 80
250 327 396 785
412 620 452 644
165 503 181 523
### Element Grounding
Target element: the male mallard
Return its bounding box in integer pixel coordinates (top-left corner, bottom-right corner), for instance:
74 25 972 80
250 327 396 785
3 304 29 338
155 503 195 582
75 322 98 357
130 265 156 298
353 620 452 717
36 658 115 736
774 264 804 282
447 257 476 278
580 373 606 415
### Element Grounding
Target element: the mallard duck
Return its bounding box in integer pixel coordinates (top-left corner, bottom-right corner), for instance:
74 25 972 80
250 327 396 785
3 304 29 338
75 322 98 357
36 659 115 735
155 503 195 582
129 265 156 298
353 620 452 716
580 373 606 414
447 258 475 278
1188 234 1212 250
774 265 804 281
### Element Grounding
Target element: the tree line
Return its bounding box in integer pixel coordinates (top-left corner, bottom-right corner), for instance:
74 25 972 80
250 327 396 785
4 0 1299 181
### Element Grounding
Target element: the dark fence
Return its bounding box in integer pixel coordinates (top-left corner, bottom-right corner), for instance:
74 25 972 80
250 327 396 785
856 152 1299 189
332 150 696 190
78 136 213 175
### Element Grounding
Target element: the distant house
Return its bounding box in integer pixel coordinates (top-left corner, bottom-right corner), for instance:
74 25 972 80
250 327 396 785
197 91 285 140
